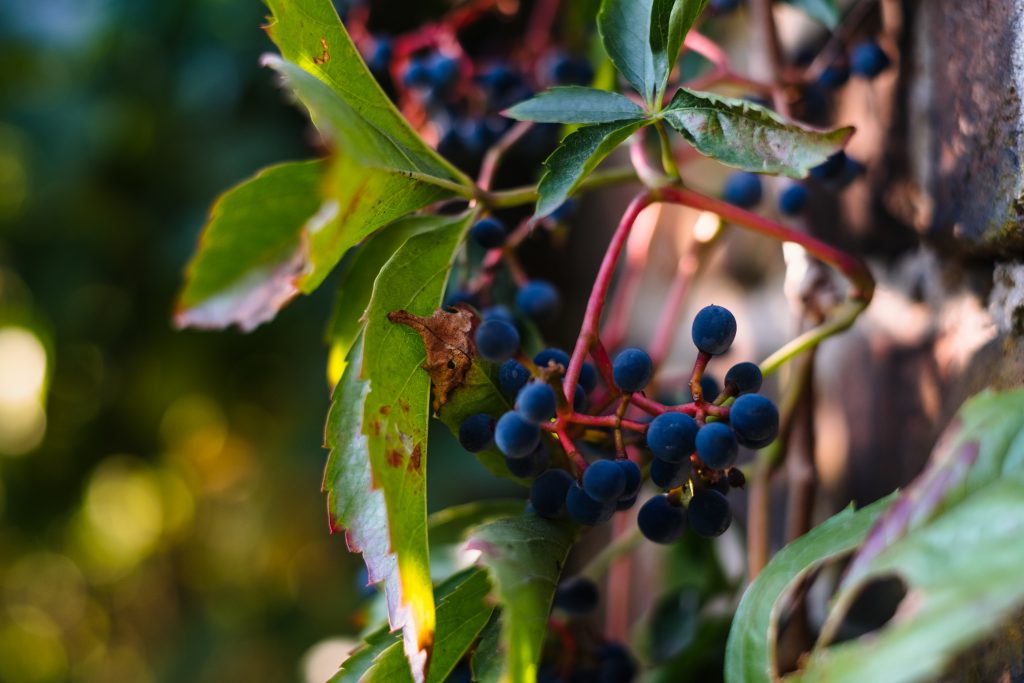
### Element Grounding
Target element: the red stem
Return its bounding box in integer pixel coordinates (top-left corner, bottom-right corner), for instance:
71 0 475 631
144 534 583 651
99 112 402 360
566 414 649 432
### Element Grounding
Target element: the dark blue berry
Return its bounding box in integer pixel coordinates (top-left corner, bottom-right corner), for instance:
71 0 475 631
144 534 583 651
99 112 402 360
638 495 687 544
618 460 642 499
494 411 541 458
695 422 738 469
478 64 521 93
687 489 732 537
458 413 494 452
530 469 573 518
691 305 737 355
811 151 846 180
428 54 460 88
710 0 741 12
506 441 549 478
700 374 721 401
516 383 557 424
573 384 588 412
850 40 890 79
444 289 480 309
534 347 570 370
729 394 779 448
598 643 637 683
499 360 531 397
471 217 507 249
402 58 432 88
550 54 595 85
553 576 599 615
779 183 809 215
475 319 520 362
724 361 763 395
579 362 598 394
567 482 614 525
549 198 576 221
583 459 627 503
516 280 561 323
722 172 763 208
612 347 653 393
650 458 688 489
616 494 638 511
483 305 515 324
646 412 698 463
368 38 393 74
818 63 850 89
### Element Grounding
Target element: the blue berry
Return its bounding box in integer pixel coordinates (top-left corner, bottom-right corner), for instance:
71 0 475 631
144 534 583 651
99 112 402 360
779 184 809 215
723 172 763 208
583 459 627 503
612 347 653 393
470 217 507 249
534 347 570 370
646 412 698 463
566 482 614 525
554 576 599 615
494 411 541 458
579 362 598 394
710 0 741 12
811 151 846 180
818 63 850 89
516 280 561 323
650 458 688 489
618 460 642 499
530 469 573 518
549 198 576 221
691 305 737 355
695 422 738 469
700 375 721 401
506 441 549 478
598 643 637 683
638 495 687 544
458 413 494 452
499 359 531 397
402 58 432 88
573 384 588 412
483 305 515 324
516 383 557 424
724 361 763 395
368 38 393 73
428 54 460 88
687 489 732 537
729 394 779 448
616 494 638 511
850 40 890 79
444 289 480 309
475 319 520 362
550 54 594 85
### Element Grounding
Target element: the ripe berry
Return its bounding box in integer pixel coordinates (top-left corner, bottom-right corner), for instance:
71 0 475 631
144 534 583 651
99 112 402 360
550 54 595 86
650 457 688 489
700 374 721 401
598 643 637 683
530 469 573 518
687 489 732 537
573 384 588 412
691 305 737 355
616 494 638 512
506 441 549 478
724 361 763 395
850 40 890 79
722 172 763 208
458 413 494 452
516 280 561 323
428 54 460 88
579 362 598 393
483 305 515 324
729 394 780 448
516 382 557 424
499 359 531 397
618 460 642 499
817 63 850 89
646 412 699 463
534 347 570 370
553 576 599 615
402 58 432 88
470 217 506 248
583 460 627 503
779 183 809 215
475 319 520 362
566 482 614 525
695 422 738 469
612 347 653 393
638 495 687 544
494 411 541 458
548 198 576 222
710 0 741 13
367 38 393 74
444 288 479 309
811 151 846 180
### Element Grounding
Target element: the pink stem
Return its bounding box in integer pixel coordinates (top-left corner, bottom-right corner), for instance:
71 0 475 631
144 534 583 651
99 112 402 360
566 414 649 432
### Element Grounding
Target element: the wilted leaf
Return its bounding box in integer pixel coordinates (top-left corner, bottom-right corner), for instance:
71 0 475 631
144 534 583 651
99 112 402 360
388 306 476 412
504 87 648 124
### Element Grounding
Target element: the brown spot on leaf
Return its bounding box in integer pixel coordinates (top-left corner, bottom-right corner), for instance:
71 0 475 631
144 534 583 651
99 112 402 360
398 399 411 414
408 444 423 472
313 37 330 65
388 305 477 412
386 450 403 468
379 405 390 415
368 420 382 436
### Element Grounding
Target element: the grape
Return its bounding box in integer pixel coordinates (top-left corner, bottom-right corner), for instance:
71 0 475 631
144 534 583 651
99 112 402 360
695 422 738 469
506 441 549 478
530 469 573 518
691 305 737 355
646 412 698 463
573 384 588 412
811 151 846 180
548 198 576 222
850 40 890 78
700 374 721 401
516 382 557 424
583 460 626 503
579 361 598 394
567 482 614 525
637 495 687 544
494 411 541 458
687 489 732 538
650 457 688 489
722 171 763 208
402 58 432 88
779 183 809 215
615 494 638 511
516 280 562 323
499 360 531 398
550 54 595 86
443 288 480 309
597 643 637 683
710 0 740 13
553 576 599 615
817 63 850 89
724 361 763 395
482 305 515 324
475 319 520 362
458 413 494 453
729 394 779 448
534 347 570 370
367 38 393 74
612 347 653 393
428 53 460 88
618 460 642 499
470 217 506 249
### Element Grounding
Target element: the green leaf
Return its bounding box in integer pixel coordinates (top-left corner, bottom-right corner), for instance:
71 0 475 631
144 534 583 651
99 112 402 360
781 0 839 29
598 0 660 104
504 87 648 124
466 515 577 683
651 0 711 102
329 622 396 683
471 612 504 683
536 118 648 218
724 495 896 683
428 500 527 548
661 88 853 178
175 159 325 331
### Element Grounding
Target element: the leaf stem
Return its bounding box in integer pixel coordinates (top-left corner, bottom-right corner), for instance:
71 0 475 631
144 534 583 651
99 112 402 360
654 120 681 180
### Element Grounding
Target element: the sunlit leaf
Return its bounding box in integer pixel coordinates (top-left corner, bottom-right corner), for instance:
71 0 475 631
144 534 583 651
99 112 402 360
504 87 648 124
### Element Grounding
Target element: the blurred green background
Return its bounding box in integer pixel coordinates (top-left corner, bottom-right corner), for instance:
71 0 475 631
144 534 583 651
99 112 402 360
0 1 515 681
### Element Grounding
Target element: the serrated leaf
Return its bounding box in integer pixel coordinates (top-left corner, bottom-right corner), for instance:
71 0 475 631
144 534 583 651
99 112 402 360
536 118 648 218
466 515 577 683
328 621 396 683
598 0 660 105
504 87 648 124
661 88 853 178
651 0 711 103
175 159 324 331
781 0 839 29
724 495 896 683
